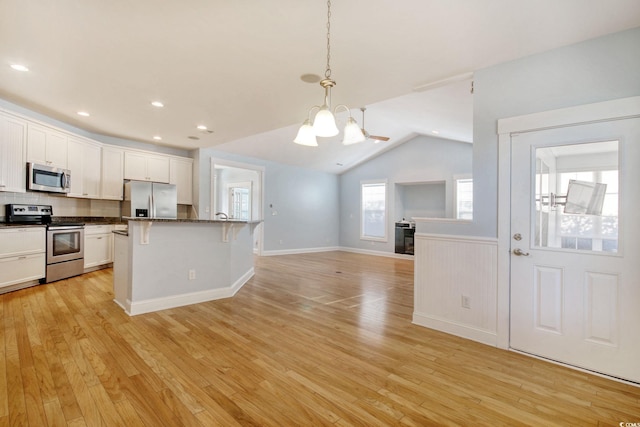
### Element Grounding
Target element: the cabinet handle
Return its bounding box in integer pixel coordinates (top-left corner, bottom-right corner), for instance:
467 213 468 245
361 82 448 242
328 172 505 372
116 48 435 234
18 256 27 260
97 237 103 239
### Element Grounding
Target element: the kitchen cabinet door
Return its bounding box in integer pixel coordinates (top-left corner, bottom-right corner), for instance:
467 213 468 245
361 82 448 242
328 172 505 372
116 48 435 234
67 137 101 199
123 151 147 181
0 227 46 257
0 254 46 288
0 227 46 288
0 113 27 193
101 146 124 200
147 156 170 183
170 158 193 204
124 151 170 183
27 123 68 168
84 226 113 268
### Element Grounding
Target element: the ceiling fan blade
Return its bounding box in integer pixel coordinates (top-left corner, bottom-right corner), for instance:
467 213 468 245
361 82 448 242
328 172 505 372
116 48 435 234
360 108 390 142
368 135 390 142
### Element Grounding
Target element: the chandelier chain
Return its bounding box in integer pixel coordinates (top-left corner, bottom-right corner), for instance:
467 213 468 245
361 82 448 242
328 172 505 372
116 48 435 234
325 0 332 79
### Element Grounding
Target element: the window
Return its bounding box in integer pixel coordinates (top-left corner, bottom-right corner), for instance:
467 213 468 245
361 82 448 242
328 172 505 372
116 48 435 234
454 177 473 220
534 140 619 253
361 181 387 241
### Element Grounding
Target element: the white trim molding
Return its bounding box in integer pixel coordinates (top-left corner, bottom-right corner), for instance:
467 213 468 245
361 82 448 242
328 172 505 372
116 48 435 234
496 96 640 350
123 268 254 316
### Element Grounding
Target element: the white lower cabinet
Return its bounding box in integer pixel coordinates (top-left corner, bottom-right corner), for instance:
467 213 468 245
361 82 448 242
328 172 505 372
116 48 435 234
0 227 46 289
84 225 114 269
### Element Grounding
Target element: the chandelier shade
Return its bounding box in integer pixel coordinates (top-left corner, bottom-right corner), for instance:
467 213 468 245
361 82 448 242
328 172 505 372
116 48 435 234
312 107 339 137
342 117 366 145
293 119 318 146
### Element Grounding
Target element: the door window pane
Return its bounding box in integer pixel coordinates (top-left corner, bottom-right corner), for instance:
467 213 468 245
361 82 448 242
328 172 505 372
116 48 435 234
534 140 618 253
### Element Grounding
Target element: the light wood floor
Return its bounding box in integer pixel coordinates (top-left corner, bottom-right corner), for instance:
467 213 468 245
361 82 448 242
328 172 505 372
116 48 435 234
1 251 638 426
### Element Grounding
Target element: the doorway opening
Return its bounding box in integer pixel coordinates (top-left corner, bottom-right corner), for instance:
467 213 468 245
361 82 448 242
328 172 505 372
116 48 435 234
210 158 265 255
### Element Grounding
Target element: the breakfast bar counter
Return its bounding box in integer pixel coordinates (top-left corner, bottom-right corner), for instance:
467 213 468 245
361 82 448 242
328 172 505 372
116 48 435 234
113 218 260 315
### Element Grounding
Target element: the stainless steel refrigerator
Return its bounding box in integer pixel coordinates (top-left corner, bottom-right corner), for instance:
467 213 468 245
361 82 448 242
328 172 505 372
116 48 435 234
123 180 177 219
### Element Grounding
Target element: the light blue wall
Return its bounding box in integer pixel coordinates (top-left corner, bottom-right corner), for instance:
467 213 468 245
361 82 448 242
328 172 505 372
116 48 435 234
339 135 472 253
444 26 640 239
196 148 340 252
401 182 446 219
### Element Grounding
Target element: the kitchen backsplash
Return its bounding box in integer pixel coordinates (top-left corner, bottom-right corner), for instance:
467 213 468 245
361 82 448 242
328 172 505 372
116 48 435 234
0 192 193 220
0 192 120 217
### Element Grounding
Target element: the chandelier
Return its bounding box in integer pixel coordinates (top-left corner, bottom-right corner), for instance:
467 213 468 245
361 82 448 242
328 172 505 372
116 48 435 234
294 0 365 147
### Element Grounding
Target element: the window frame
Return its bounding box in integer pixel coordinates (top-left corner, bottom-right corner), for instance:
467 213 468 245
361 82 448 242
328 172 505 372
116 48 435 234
360 179 388 242
453 174 473 220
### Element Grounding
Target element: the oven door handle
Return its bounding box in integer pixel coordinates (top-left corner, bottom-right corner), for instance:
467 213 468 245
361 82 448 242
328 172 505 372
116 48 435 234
48 225 84 231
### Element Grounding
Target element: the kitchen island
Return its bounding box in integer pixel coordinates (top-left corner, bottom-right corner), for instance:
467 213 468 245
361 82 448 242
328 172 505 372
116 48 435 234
113 217 260 315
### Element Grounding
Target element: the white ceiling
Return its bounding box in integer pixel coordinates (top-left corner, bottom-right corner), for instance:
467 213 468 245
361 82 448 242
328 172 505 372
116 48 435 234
1 1 639 174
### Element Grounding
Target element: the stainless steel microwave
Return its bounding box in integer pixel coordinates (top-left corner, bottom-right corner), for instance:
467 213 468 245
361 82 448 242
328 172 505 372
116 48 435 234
27 162 71 193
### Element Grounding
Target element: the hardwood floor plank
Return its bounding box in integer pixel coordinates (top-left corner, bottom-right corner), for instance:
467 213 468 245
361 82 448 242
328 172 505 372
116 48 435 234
0 251 637 426
42 399 67 427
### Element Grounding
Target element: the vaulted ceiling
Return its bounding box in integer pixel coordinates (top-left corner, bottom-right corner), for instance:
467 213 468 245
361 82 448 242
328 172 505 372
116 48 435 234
1 1 639 173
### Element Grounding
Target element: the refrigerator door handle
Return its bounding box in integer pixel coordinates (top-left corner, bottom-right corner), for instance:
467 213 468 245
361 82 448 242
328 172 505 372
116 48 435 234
149 194 155 218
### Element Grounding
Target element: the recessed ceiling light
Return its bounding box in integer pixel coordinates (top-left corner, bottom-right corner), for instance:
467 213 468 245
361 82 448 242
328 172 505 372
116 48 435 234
432 130 440 135
10 64 29 72
196 125 207 131
153 136 162 141
151 101 164 108
77 111 90 117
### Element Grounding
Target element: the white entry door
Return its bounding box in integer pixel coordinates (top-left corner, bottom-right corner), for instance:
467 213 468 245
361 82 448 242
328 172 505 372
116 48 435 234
510 117 640 383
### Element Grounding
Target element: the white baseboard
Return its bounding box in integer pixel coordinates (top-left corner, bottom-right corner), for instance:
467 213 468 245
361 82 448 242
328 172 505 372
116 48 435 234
261 246 340 256
261 245 414 260
412 312 498 347
339 246 414 260
125 268 254 316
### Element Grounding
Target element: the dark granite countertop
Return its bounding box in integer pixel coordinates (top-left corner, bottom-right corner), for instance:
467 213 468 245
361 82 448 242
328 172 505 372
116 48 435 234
51 216 127 226
0 223 46 229
122 217 261 225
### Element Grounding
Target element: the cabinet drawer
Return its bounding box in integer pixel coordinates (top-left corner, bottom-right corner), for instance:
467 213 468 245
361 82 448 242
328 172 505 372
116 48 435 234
85 224 113 235
0 228 46 257
0 253 45 288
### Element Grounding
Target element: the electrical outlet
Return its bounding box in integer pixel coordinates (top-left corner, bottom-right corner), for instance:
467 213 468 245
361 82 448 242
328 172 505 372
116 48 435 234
461 295 471 309
188 269 196 280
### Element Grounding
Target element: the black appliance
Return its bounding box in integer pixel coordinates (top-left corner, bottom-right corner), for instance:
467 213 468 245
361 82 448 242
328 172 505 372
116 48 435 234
6 204 85 283
395 221 415 255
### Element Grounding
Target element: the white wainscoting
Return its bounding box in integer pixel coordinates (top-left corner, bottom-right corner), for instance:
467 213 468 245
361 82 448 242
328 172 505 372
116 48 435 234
413 233 499 346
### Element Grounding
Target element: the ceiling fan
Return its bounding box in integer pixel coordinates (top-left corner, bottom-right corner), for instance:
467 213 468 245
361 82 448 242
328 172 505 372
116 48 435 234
360 107 390 143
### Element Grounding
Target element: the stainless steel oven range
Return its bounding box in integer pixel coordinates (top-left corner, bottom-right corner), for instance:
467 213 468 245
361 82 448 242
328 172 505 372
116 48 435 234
5 204 85 283
46 223 85 283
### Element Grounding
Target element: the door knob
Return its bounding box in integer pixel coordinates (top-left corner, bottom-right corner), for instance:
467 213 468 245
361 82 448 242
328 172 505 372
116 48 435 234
512 248 530 256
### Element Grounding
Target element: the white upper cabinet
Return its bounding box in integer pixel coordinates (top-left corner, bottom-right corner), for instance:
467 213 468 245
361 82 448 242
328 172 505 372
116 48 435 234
67 136 101 199
101 146 124 200
124 151 170 183
0 112 27 193
26 123 68 168
170 157 193 205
